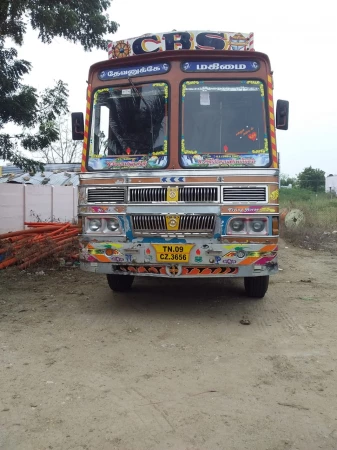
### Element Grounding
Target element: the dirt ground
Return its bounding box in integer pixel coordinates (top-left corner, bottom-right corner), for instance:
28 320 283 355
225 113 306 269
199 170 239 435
1 239 337 450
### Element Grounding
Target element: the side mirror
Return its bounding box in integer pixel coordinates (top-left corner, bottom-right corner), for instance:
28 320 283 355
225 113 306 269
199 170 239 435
276 100 289 130
71 112 84 140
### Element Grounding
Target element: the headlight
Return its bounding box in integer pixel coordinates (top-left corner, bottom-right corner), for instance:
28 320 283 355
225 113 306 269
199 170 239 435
106 217 119 231
227 216 268 235
88 218 102 231
230 219 245 233
250 219 266 233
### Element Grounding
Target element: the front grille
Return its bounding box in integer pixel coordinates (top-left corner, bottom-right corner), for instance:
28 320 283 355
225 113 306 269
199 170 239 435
179 187 218 202
131 214 216 234
129 187 166 203
129 186 219 203
223 186 266 202
179 215 215 230
87 188 125 203
132 215 166 231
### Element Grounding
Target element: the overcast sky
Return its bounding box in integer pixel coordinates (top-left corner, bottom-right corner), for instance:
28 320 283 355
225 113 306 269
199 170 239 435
7 0 337 176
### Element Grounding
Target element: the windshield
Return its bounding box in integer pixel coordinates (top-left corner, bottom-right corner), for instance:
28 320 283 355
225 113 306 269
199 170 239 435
180 80 269 168
88 83 168 170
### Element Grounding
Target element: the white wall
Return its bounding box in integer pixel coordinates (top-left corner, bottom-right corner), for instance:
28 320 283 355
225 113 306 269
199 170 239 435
0 184 78 233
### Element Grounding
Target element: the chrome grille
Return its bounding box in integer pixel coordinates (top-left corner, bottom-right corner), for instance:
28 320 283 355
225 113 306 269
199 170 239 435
131 214 216 234
87 188 125 203
129 186 219 202
179 187 218 202
129 187 166 203
179 215 215 230
132 215 166 231
223 186 267 202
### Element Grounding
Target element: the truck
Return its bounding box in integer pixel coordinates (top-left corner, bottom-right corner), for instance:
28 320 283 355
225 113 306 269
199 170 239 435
71 30 289 298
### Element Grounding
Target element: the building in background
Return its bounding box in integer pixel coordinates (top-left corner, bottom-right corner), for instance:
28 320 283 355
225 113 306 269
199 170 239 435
326 174 337 195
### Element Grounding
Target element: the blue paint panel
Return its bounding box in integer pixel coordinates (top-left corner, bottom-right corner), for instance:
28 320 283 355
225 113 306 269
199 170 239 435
182 61 259 73
139 237 187 244
161 177 185 182
221 216 231 235
99 63 170 81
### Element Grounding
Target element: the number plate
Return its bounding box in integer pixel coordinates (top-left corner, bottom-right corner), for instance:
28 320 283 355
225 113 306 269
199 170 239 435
152 244 194 263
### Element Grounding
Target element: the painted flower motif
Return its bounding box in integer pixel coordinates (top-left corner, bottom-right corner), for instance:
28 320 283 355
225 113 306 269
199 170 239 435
248 132 257 141
112 41 131 58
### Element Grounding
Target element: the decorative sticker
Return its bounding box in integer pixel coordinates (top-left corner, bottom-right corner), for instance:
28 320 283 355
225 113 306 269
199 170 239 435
269 188 279 202
221 206 277 214
108 31 254 60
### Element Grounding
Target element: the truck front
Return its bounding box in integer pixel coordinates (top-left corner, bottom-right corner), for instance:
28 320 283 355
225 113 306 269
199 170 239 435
73 31 289 298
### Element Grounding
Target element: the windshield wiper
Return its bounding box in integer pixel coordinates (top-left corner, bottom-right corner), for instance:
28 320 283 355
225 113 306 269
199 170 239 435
128 76 154 153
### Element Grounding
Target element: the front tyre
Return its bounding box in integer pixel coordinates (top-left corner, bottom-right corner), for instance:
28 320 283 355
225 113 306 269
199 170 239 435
107 274 134 292
244 276 269 298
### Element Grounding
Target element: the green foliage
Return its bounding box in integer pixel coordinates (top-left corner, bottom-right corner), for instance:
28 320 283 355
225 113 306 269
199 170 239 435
0 1 118 50
297 166 325 192
0 0 118 170
280 173 297 187
280 188 313 202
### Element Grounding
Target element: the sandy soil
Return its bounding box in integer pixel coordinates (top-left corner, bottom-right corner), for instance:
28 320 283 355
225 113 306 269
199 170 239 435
1 239 337 450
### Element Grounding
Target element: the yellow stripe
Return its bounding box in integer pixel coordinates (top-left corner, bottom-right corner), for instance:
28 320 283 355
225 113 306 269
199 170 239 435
270 124 275 132
270 112 274 120
271 137 276 144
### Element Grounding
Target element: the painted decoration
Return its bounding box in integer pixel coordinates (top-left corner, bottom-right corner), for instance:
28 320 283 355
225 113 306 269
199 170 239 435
108 31 254 59
88 155 168 171
118 265 239 276
181 61 259 72
99 63 170 81
221 206 278 214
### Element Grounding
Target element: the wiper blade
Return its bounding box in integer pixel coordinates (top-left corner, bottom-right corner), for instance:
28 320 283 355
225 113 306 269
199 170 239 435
128 76 154 153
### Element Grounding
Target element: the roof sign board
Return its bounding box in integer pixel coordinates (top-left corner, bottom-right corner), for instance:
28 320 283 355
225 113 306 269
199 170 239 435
108 31 254 59
181 60 260 72
99 62 170 80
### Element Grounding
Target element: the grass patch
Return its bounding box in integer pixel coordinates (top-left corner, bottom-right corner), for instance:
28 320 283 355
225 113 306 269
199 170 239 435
280 188 337 250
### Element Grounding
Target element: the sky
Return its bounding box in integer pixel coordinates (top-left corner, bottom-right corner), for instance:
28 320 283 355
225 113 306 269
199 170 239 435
4 0 337 177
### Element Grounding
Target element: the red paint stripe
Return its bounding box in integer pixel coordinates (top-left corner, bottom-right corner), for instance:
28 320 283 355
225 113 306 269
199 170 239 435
267 75 278 167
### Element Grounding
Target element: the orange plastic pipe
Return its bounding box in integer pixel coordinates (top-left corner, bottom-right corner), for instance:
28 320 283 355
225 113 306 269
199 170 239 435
0 257 17 269
0 226 60 240
18 238 77 269
46 223 71 237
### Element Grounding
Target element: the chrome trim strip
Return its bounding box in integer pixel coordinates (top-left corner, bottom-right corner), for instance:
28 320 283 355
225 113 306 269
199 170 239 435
80 168 279 180
126 206 220 214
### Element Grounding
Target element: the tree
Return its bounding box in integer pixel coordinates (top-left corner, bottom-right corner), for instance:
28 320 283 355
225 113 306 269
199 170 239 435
36 114 82 164
0 1 118 170
297 166 325 192
280 173 297 187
